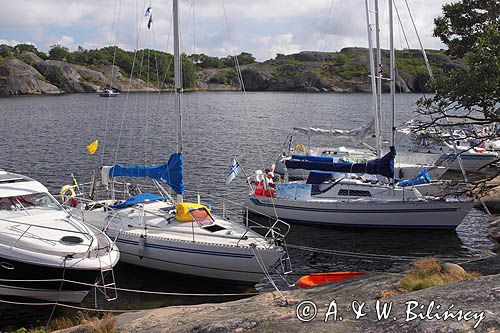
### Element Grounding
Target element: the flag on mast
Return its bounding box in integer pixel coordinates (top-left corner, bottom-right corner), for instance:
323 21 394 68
224 159 240 185
86 139 99 155
147 15 153 29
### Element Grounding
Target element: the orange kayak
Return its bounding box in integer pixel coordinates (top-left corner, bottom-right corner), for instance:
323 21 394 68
296 272 368 289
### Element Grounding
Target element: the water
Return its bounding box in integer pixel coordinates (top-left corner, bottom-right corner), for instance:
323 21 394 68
0 92 494 329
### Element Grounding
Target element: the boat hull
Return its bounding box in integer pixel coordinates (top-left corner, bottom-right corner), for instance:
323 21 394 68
0 256 101 303
98 229 283 285
244 196 473 229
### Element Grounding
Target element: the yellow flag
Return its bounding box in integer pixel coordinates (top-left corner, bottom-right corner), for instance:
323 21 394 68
86 139 99 155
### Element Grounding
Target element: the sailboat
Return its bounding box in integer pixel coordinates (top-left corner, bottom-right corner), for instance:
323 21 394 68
63 0 288 285
244 0 473 230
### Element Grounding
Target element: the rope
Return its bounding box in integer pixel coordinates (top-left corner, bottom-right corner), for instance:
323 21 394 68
286 243 485 263
0 278 258 297
250 245 286 302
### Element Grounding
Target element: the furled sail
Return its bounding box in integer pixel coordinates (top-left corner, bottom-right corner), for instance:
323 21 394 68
285 146 395 179
108 153 184 194
294 119 375 140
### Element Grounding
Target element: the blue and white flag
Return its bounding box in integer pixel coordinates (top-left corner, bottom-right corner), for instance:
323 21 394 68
145 6 152 16
225 159 240 185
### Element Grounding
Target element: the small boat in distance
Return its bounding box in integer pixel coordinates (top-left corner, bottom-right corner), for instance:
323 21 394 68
99 89 119 97
0 170 119 303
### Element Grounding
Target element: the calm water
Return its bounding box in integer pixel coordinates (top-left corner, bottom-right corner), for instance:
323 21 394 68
0 92 494 329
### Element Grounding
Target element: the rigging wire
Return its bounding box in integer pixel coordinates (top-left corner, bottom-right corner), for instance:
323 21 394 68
99 0 123 166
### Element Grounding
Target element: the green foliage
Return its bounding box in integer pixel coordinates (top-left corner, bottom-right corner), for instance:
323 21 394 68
419 0 500 122
0 44 14 58
13 43 47 59
44 66 69 90
48 44 71 61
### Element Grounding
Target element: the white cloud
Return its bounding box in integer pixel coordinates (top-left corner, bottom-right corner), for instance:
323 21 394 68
0 0 449 59
50 35 76 50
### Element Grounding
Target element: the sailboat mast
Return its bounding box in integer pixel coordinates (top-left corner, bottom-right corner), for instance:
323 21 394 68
374 0 383 157
365 0 381 157
389 0 396 147
173 0 183 202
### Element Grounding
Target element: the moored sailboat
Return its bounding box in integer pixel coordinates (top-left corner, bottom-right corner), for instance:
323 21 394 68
63 0 289 285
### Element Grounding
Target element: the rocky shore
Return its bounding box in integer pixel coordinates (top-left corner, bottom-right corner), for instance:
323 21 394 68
58 264 500 333
0 48 465 95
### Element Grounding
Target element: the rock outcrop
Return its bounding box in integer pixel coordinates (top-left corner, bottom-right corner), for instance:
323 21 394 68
0 48 465 95
57 268 500 333
0 58 59 95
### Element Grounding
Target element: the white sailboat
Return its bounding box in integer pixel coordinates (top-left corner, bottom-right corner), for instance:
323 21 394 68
244 0 473 230
64 0 288 285
0 170 119 303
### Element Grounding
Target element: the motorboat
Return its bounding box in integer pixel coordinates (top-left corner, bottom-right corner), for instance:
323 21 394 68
0 170 119 303
99 89 119 97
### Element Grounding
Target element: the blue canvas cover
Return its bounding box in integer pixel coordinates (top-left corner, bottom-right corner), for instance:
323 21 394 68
109 153 184 194
291 155 334 163
285 146 396 179
109 193 164 209
398 169 431 187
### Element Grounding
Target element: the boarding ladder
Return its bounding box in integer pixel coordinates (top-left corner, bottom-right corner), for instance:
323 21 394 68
95 231 118 301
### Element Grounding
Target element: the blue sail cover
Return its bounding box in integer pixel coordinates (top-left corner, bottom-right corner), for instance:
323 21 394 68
109 193 164 209
398 169 431 187
109 153 185 194
291 155 334 163
285 146 396 179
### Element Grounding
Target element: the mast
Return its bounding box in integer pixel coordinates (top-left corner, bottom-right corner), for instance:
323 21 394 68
173 0 183 202
365 0 381 157
374 0 383 157
389 0 396 148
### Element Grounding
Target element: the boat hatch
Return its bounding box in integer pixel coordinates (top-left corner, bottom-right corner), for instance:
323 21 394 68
60 236 84 245
338 189 372 197
202 224 226 233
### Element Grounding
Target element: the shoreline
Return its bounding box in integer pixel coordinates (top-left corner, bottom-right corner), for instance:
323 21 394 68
55 261 500 333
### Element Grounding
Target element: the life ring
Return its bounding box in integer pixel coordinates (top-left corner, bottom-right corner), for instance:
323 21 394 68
60 185 77 206
294 143 306 155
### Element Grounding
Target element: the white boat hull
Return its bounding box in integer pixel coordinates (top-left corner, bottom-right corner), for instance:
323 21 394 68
245 195 473 229
100 230 283 285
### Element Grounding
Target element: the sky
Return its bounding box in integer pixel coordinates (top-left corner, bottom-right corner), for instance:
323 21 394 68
0 0 450 60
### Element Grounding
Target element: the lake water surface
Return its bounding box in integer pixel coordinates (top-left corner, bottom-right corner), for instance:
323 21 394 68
0 92 494 329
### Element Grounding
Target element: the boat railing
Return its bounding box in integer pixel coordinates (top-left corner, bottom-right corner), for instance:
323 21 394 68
4 218 106 260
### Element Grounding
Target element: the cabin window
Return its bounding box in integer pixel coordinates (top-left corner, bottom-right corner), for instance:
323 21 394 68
338 189 372 197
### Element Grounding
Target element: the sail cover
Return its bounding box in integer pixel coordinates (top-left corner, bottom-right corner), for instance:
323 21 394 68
398 169 431 187
285 146 396 178
109 193 164 209
294 119 375 140
109 152 184 194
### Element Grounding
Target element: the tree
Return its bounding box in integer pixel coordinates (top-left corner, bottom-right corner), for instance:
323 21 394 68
48 44 71 61
0 44 14 58
415 0 499 195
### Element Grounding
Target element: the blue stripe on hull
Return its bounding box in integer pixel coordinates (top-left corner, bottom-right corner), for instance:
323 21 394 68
115 238 254 258
249 198 459 214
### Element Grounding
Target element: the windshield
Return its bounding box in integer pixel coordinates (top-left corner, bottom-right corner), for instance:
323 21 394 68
0 193 62 213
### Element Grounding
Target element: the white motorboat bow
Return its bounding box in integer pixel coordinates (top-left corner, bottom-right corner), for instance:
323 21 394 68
0 170 119 303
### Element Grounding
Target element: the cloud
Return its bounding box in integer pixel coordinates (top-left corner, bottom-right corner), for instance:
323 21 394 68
0 0 449 60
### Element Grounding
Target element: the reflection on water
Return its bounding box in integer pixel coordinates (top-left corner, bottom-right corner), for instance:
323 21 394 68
0 92 494 330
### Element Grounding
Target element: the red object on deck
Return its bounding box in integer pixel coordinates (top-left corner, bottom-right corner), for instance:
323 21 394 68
296 272 368 289
253 181 275 197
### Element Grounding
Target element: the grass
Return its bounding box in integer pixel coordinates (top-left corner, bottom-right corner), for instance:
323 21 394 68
12 312 117 333
380 258 480 298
